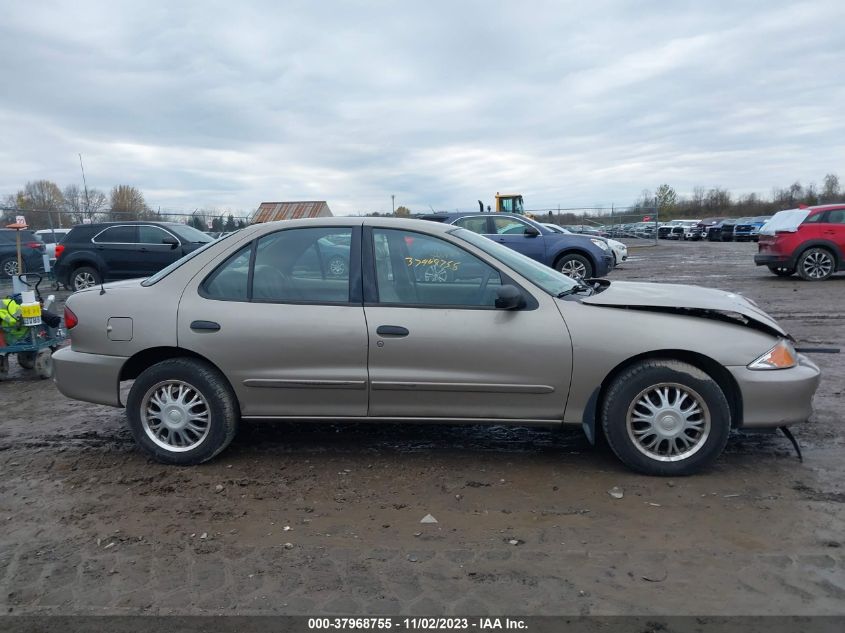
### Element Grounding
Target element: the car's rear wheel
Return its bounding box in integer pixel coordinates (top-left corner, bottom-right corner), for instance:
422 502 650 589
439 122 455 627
556 253 593 279
71 266 101 291
768 265 795 277
600 360 731 476
1 257 22 278
126 358 239 465
797 247 835 281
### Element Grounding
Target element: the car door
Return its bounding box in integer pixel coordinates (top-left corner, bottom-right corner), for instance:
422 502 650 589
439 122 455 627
91 225 139 279
363 225 572 420
136 225 183 275
486 216 546 262
821 209 845 261
177 225 368 418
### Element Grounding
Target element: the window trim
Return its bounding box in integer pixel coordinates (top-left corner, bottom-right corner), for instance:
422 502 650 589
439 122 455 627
198 225 362 306
92 224 182 246
363 226 537 311
137 224 176 245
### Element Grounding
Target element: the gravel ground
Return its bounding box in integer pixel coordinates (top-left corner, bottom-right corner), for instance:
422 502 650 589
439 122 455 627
0 239 843 616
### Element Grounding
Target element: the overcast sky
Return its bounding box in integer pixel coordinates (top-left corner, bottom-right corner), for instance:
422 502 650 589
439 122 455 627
1 0 843 215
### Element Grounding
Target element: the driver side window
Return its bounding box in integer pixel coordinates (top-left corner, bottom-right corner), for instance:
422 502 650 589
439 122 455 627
372 229 501 307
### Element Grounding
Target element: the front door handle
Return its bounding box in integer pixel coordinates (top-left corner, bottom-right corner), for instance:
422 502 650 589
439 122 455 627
190 320 221 332
376 325 409 337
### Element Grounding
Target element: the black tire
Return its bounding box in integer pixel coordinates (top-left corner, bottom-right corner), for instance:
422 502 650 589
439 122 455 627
71 265 102 291
126 358 239 465
34 349 53 379
17 351 36 370
1 256 23 278
556 253 593 279
768 265 795 277
600 360 731 476
796 247 835 281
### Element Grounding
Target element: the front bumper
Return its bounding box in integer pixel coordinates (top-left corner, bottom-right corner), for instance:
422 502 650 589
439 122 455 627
728 354 821 428
53 347 125 407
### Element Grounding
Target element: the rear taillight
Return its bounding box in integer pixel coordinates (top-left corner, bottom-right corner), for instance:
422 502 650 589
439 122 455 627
27 241 44 251
64 306 78 329
55 244 65 258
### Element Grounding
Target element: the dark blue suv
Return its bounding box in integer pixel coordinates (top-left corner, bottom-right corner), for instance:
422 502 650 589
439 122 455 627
420 213 614 278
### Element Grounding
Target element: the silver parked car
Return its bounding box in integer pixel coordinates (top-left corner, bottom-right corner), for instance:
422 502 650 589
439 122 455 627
53 218 820 475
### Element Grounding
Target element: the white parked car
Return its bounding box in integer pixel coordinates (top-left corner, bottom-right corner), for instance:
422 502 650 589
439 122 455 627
35 228 71 262
542 223 628 266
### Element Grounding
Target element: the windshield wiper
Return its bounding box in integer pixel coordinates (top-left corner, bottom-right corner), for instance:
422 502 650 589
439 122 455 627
557 284 593 298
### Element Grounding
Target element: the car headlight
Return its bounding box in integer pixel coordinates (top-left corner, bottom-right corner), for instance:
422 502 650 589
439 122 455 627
590 238 609 251
747 339 797 370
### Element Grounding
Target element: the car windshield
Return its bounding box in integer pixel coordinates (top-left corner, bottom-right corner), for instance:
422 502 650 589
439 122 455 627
167 224 215 244
451 228 578 296
141 232 237 286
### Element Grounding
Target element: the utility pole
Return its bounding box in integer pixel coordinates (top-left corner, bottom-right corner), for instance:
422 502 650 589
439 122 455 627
391 194 395 215
79 153 91 223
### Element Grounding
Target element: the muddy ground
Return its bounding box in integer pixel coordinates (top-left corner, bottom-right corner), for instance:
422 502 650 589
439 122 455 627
0 239 843 616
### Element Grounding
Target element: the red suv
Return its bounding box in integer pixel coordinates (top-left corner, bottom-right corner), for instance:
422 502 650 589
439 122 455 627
755 204 845 280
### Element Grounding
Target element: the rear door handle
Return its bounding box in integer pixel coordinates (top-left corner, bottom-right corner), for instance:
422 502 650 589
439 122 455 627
190 320 220 332
376 325 409 337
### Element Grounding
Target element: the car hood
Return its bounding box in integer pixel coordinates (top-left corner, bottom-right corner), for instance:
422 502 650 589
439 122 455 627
581 281 787 337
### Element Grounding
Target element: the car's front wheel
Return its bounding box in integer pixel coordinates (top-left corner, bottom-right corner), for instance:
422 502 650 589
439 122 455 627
71 266 102 291
600 360 731 476
556 253 593 279
126 358 239 465
768 265 795 277
797 247 835 281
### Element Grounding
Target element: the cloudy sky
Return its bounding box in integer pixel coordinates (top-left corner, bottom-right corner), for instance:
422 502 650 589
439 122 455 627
1 0 843 215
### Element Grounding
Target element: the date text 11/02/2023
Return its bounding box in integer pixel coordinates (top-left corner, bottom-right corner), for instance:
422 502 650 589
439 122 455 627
307 617 528 630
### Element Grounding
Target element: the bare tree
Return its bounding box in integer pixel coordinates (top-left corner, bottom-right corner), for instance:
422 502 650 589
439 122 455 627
8 180 65 229
110 185 148 220
63 185 108 224
655 184 677 213
821 173 840 203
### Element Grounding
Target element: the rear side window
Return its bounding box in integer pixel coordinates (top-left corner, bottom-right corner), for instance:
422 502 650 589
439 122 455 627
139 225 173 244
827 210 845 224
201 246 252 301
252 228 352 303
453 216 489 234
95 226 137 243
201 227 354 304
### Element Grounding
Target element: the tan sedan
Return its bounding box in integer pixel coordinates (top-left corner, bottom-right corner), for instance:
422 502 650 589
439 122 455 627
53 217 820 475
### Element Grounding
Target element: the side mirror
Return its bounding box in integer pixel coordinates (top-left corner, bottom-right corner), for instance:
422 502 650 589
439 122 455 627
495 285 525 310
524 226 540 237
162 236 179 249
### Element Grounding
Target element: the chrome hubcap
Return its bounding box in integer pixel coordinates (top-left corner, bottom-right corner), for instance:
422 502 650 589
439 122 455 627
424 263 450 283
3 260 19 276
74 271 96 289
140 380 211 452
561 260 587 278
802 251 832 279
626 383 711 462
328 257 346 276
